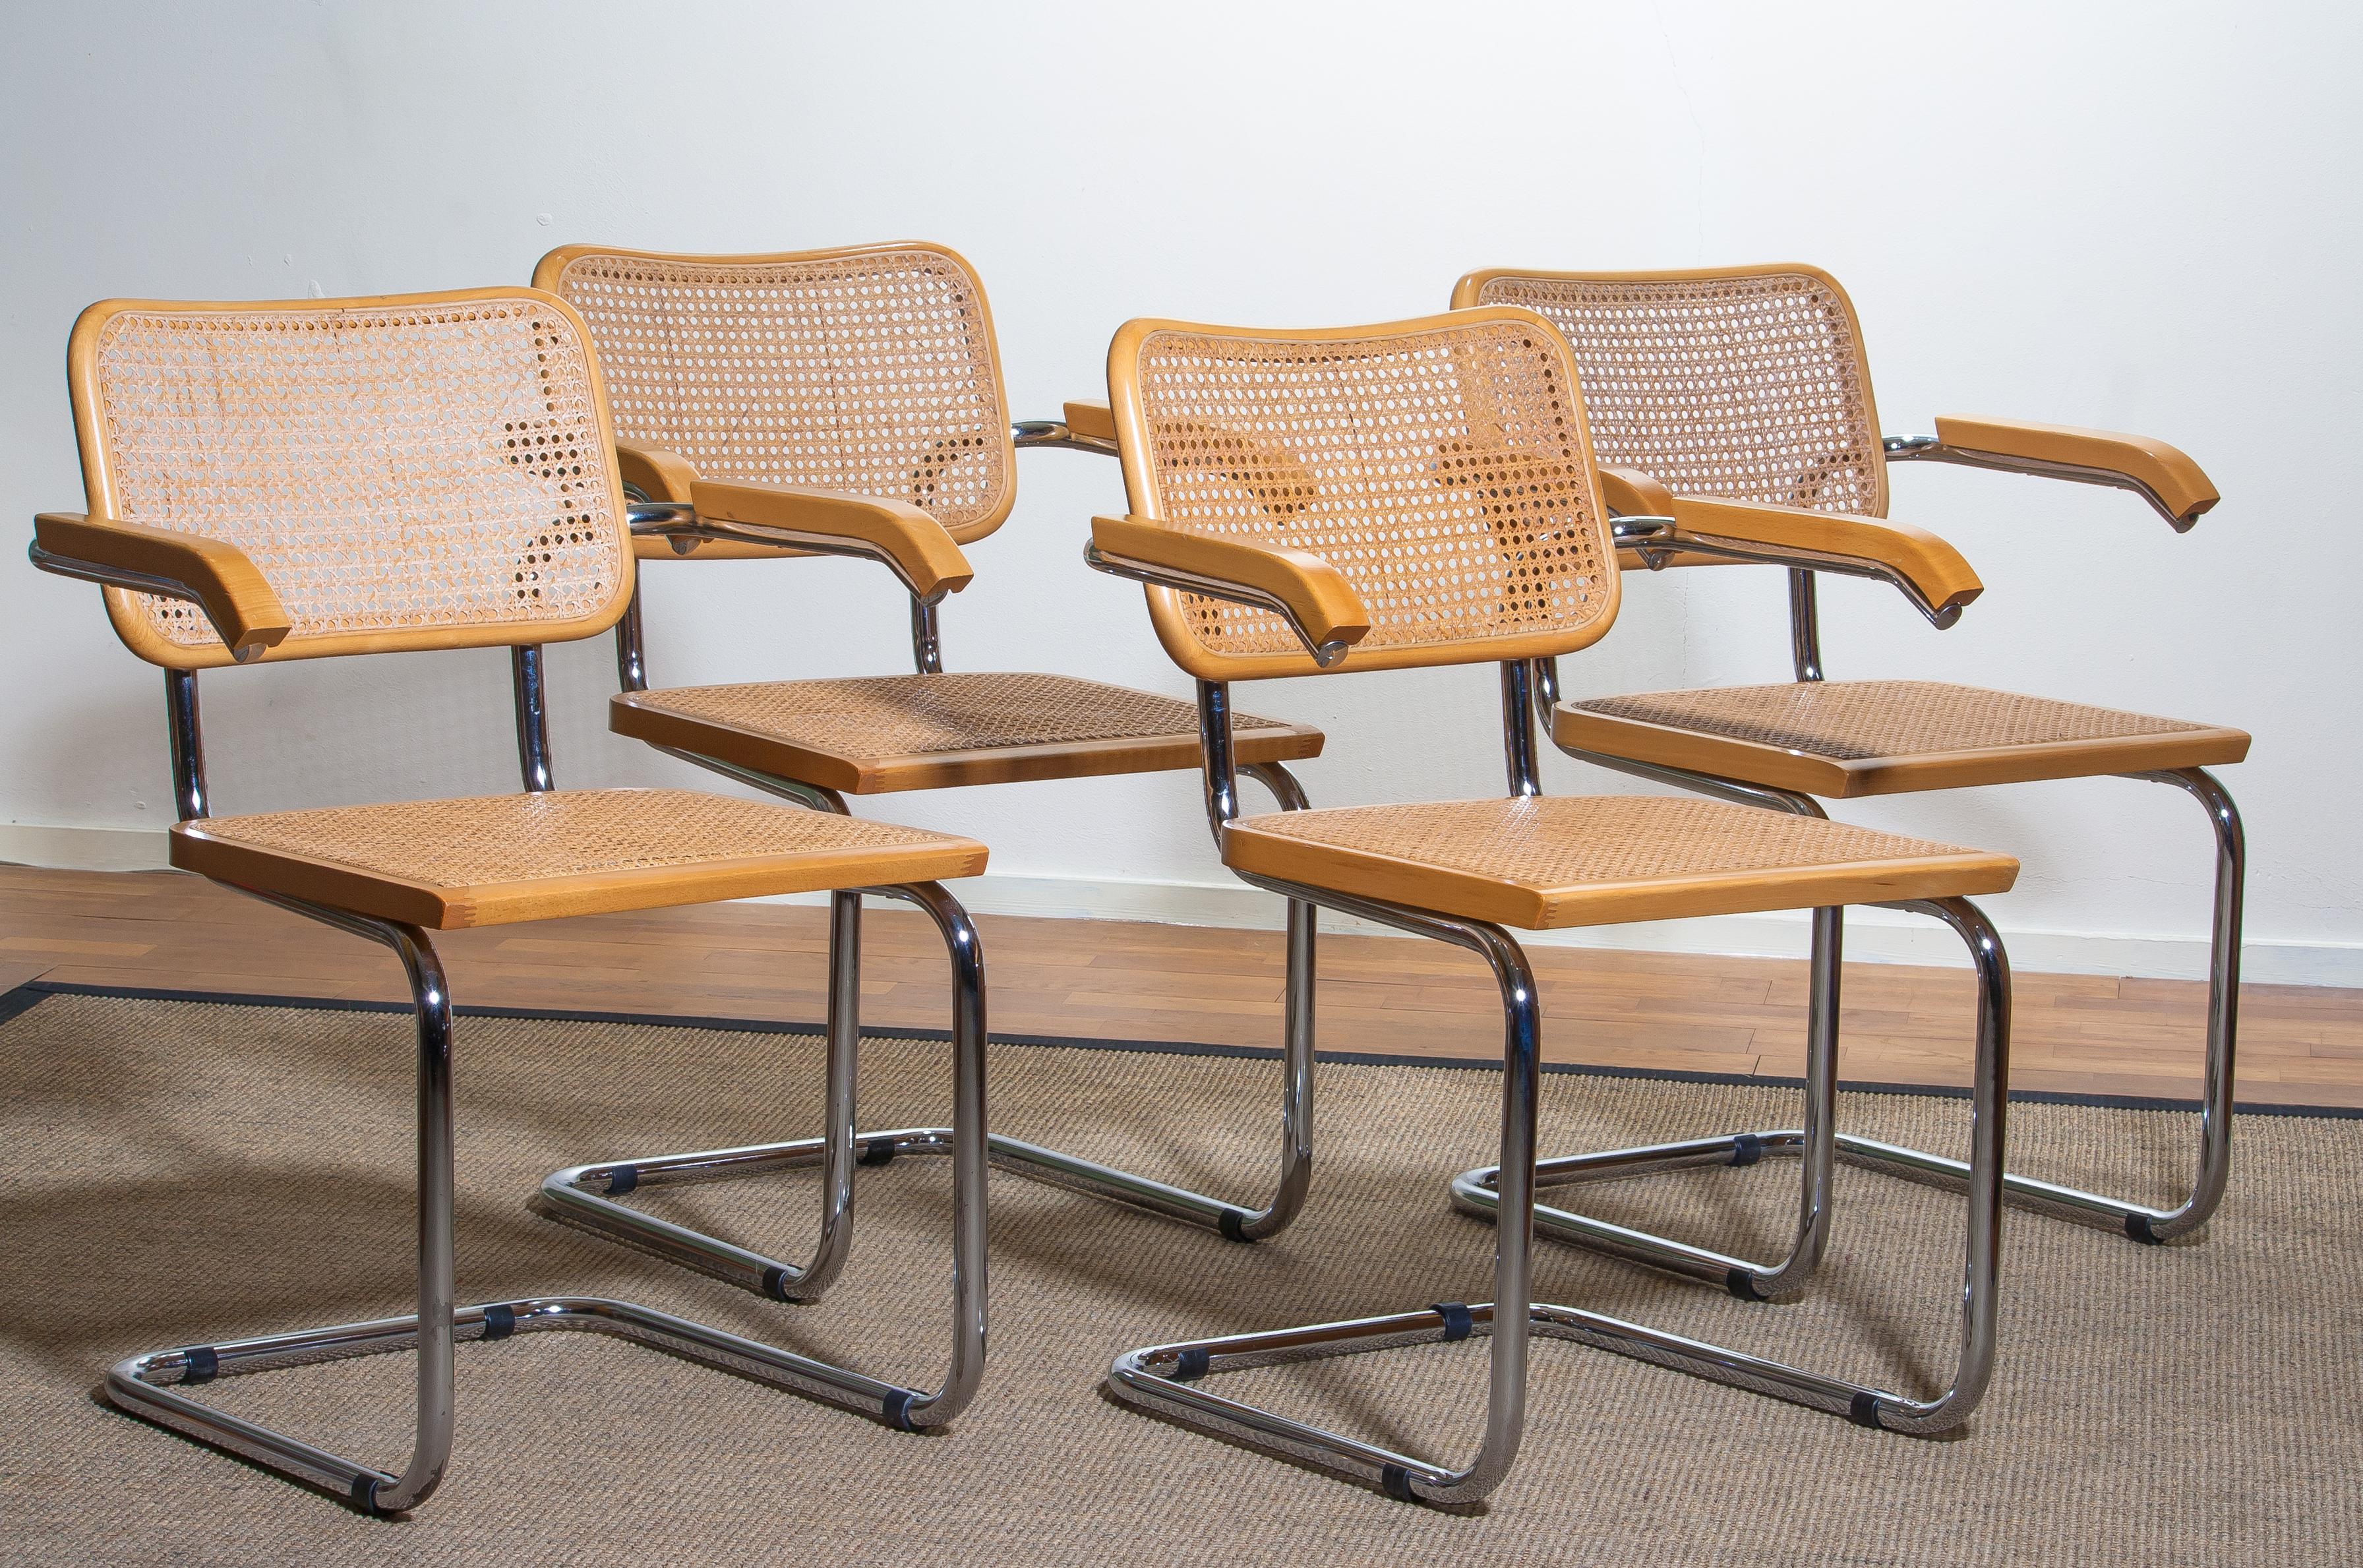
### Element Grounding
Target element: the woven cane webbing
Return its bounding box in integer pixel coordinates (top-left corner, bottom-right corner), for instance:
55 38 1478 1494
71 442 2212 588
189 789 961 890
1128 318 1613 667
1575 681 2211 761
1472 271 1884 516
630 673 1293 756
1232 795 1965 888
548 247 1013 540
84 296 626 659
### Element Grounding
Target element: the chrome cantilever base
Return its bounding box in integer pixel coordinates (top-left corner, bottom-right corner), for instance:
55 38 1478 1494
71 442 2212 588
109 883 986 1515
551 758 1319 1275
1559 740 2245 1248
544 889 1313 1282
1109 880 2010 1509
110 1294 955 1512
1451 901 2014 1362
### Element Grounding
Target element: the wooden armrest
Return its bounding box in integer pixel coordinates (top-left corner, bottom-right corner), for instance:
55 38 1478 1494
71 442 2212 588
1089 514 1371 665
1011 400 1120 457
1927 415 2219 529
1063 401 1118 445
32 512 290 662
615 440 699 504
1597 466 1675 518
1666 495 1983 626
687 479 973 601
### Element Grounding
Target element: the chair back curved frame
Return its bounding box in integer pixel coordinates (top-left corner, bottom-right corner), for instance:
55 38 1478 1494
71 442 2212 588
28 287 990 1515
1458 260 2245 1254
1088 308 2017 1507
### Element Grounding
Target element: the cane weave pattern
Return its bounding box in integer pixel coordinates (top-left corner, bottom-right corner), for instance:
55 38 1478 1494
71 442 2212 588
1574 681 2213 761
1129 320 1613 665
549 248 1012 538
629 673 1295 756
1232 796 1967 888
1472 272 1883 516
87 299 624 654
189 789 964 890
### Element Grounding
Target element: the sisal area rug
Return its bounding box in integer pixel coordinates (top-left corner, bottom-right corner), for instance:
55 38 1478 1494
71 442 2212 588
0 982 2356 1566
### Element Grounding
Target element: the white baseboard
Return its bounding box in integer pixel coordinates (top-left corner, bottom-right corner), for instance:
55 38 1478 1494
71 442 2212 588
944 870 2359 987
7 822 2354 987
1 822 181 873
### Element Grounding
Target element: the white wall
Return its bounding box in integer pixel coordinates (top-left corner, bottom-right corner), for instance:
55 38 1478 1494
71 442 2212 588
3 1 2354 982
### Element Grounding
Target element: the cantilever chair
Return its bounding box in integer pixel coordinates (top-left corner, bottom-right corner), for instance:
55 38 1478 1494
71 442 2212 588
526 242 1330 1282
28 287 991 1513
1447 265 2244 1281
1081 307 2021 1507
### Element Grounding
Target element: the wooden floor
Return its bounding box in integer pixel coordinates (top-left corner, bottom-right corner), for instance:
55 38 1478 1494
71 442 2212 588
2 864 2358 1108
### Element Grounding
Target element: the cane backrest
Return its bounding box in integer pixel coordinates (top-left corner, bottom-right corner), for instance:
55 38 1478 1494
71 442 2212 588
1107 307 1620 680
69 288 631 669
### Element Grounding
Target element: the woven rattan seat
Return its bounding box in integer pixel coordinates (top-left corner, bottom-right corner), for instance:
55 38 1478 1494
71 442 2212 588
1560 680 2250 798
169 788 986 929
1220 795 2014 930
611 673 1321 795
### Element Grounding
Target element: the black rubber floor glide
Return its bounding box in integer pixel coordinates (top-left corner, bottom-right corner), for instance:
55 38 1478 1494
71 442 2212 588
1729 1132 1764 1167
1724 1265 1768 1302
1172 1346 1211 1381
858 1139 898 1166
1847 1391 1883 1429
761 1265 790 1301
1217 1209 1250 1243
1429 1301 1475 1342
605 1164 638 1196
181 1346 218 1384
480 1304 516 1341
882 1389 916 1431
2126 1211 2165 1245
1381 1462 1416 1503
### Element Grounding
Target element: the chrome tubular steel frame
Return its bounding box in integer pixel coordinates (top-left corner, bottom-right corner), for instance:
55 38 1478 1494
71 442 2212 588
165 669 208 822
111 883 987 1514
1523 659 2244 1245
1011 417 1120 458
1451 897 2010 1315
562 659 1321 1256
1110 875 2011 1507
1787 568 1825 684
511 644 554 793
1884 433 2201 532
576 435 1329 1306
909 594 944 675
109 669 988 1512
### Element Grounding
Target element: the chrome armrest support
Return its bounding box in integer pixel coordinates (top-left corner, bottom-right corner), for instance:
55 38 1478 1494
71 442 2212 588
1617 516 1963 631
26 541 274 663
626 500 697 528
1643 531 1961 630
626 506 956 605
1011 420 1120 458
1883 433 2197 533
1609 516 1677 545
1082 540 1356 669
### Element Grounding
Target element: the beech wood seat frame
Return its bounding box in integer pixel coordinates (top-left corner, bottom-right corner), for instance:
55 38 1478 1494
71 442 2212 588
27 287 992 1516
1080 306 2019 1509
1447 265 2246 1271
525 243 1335 1302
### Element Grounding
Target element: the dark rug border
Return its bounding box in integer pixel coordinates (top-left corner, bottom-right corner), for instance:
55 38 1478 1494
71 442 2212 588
7 978 2356 1122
